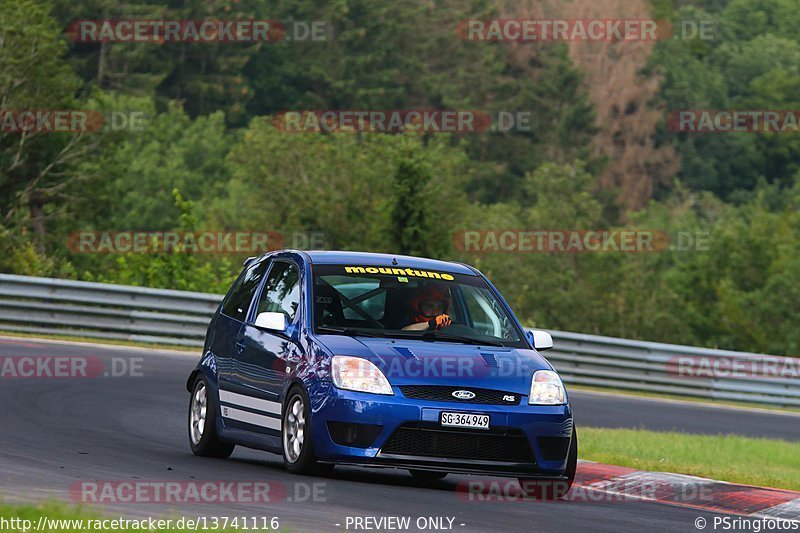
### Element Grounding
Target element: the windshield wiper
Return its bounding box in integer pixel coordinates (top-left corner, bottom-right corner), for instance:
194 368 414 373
318 326 507 346
316 325 384 338
390 330 506 347
427 330 507 347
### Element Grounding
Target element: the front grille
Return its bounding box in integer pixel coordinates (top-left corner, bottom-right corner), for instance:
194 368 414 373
381 423 534 463
399 385 520 405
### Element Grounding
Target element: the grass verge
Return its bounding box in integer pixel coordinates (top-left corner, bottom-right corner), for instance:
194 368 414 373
580 427 800 491
568 384 800 414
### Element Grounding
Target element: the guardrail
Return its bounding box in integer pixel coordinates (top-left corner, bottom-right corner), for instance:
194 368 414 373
0 274 220 347
546 331 799 408
1 274 797 407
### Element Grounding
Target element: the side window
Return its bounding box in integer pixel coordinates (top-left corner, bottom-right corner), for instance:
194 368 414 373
462 285 515 339
221 259 270 321
254 262 301 323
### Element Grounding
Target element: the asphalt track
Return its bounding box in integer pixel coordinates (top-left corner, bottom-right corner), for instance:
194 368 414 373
1 337 797 532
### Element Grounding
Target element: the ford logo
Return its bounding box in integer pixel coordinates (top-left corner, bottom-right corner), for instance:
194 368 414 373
452 390 476 400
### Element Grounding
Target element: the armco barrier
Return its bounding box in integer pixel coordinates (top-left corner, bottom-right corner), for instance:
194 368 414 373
0 274 797 407
0 274 219 347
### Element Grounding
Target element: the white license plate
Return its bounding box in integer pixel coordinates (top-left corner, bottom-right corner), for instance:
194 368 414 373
440 412 490 430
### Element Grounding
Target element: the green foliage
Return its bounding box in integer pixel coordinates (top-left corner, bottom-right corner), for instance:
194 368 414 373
0 0 99 284
242 0 596 202
51 0 261 124
2 0 800 357
211 121 470 253
81 190 236 293
653 0 800 199
581 427 800 491
391 142 438 257
0 0 79 109
77 100 232 230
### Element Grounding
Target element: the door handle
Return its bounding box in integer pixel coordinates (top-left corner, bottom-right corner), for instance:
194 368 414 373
235 341 246 354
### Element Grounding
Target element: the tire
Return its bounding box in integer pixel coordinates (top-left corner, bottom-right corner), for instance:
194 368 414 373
282 385 332 475
188 376 235 458
409 470 448 481
518 427 577 500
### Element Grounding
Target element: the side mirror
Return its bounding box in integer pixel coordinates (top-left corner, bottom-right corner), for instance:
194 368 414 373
254 311 288 331
528 329 553 351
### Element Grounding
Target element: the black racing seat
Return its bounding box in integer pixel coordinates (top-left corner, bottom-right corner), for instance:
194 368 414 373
382 287 415 330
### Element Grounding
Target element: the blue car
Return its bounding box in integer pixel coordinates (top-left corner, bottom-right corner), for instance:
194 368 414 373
186 250 576 498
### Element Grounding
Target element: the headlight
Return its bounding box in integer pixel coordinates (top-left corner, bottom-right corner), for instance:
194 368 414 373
331 356 393 395
529 370 566 405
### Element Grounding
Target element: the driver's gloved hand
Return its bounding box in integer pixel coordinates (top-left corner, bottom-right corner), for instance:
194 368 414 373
428 314 452 330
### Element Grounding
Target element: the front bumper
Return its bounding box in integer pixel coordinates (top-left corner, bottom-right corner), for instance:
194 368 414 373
307 381 574 477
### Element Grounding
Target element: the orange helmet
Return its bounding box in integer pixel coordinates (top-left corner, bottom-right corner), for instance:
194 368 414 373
409 284 451 323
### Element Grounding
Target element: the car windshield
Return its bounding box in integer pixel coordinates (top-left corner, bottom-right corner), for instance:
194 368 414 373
311 264 526 348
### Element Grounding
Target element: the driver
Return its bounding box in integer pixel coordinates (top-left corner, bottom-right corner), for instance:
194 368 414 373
402 284 452 331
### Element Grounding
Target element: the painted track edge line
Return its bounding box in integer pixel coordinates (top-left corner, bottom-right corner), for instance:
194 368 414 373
0 334 199 357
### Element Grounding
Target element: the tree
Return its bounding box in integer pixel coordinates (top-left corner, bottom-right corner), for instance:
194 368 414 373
244 0 597 203
505 0 679 211
654 0 800 200
0 0 87 272
211 121 470 253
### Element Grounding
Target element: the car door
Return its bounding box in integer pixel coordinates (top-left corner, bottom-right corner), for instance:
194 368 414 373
213 256 270 391
232 260 302 415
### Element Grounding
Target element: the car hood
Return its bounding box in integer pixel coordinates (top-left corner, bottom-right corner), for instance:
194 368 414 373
315 335 553 394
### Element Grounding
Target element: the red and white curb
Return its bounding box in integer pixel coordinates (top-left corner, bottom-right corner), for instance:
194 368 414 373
574 461 800 520
457 461 799 521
